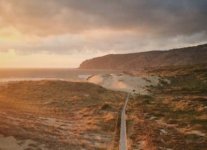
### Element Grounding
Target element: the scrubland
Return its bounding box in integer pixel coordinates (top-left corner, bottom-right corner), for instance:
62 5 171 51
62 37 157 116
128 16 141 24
127 65 207 150
1 65 206 150
0 81 125 150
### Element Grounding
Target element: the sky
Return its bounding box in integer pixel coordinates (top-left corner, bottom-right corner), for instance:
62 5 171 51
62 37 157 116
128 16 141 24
0 0 207 68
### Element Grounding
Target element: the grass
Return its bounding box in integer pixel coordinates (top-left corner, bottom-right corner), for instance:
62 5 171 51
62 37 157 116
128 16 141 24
127 64 207 150
0 80 125 150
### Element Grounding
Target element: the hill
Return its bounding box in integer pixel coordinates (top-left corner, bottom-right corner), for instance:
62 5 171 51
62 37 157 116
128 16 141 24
0 80 125 150
79 43 207 70
127 65 207 149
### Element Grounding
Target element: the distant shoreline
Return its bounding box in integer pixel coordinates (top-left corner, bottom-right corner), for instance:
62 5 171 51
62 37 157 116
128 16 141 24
0 68 120 83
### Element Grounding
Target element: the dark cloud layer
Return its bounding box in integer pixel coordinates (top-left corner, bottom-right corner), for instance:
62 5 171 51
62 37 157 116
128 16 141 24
0 0 207 37
0 0 207 57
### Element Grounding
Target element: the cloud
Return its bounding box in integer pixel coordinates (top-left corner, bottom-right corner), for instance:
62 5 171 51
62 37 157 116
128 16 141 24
0 0 207 36
0 0 207 60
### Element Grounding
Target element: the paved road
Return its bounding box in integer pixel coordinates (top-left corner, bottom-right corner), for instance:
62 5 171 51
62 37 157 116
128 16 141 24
119 93 130 150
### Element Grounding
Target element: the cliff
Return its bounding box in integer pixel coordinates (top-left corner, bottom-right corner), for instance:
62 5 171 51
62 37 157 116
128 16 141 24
79 44 207 70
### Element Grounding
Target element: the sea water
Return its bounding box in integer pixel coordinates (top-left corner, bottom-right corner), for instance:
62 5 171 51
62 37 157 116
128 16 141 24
0 68 119 82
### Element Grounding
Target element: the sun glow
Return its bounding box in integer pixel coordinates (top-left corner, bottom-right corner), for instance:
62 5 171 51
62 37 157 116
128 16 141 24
0 49 95 68
0 27 24 42
0 49 16 67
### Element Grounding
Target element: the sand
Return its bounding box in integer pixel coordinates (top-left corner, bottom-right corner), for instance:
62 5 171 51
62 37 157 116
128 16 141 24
87 74 162 94
0 134 47 150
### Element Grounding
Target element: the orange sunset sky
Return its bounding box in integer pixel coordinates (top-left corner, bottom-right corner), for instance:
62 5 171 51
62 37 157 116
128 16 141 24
0 0 206 68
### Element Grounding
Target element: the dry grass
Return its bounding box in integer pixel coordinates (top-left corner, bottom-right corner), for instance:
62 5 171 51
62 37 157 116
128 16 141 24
127 65 207 150
0 80 125 150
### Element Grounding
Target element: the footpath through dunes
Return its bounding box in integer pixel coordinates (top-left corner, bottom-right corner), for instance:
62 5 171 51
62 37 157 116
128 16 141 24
119 93 130 150
0 80 125 150
86 73 166 150
86 65 207 150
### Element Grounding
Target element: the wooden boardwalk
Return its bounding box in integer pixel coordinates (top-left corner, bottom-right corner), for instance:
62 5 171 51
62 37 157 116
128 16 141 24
119 93 130 150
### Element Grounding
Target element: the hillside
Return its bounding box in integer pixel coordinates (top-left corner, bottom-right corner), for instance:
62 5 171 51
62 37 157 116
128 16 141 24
79 44 207 70
127 65 207 149
0 81 125 150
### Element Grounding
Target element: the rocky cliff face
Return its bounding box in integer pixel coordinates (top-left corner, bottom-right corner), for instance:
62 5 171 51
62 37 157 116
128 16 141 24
79 44 207 70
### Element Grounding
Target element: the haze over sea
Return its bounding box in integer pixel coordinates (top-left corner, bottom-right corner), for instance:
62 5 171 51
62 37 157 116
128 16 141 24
0 68 119 82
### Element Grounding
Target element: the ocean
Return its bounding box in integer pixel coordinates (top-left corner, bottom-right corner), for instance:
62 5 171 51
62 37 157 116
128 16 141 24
0 68 120 82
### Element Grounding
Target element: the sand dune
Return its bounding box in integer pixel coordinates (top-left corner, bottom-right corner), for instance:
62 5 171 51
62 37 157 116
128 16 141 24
87 74 162 94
